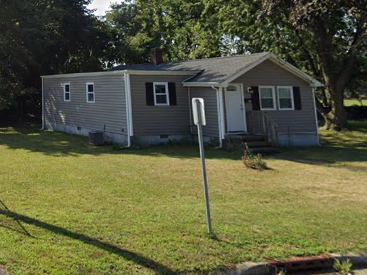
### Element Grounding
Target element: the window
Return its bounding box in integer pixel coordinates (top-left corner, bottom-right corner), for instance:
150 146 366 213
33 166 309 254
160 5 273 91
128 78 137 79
259 86 276 110
153 82 169 106
64 83 70 102
226 85 237 92
86 82 95 103
277 86 294 110
146 82 177 106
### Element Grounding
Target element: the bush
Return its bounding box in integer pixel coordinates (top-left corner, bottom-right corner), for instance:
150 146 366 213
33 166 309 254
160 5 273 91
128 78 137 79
241 143 268 170
333 258 353 275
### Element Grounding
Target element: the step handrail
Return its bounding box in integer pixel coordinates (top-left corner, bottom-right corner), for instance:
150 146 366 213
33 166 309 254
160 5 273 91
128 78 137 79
262 113 279 147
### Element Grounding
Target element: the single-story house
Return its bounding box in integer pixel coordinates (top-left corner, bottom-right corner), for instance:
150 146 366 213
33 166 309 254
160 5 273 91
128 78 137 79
41 50 322 147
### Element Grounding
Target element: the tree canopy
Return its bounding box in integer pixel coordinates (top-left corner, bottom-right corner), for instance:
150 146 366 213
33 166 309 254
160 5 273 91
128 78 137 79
0 0 115 113
258 0 367 129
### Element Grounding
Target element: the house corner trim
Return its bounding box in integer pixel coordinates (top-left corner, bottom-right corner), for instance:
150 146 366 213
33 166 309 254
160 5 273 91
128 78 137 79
311 87 321 146
41 77 45 130
125 73 133 146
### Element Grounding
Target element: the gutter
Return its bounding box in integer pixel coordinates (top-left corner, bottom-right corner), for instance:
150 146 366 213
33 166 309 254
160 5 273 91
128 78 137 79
211 85 224 148
188 87 193 134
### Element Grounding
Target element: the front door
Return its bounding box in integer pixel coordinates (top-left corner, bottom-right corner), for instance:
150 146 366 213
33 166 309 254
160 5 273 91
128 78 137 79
225 84 246 133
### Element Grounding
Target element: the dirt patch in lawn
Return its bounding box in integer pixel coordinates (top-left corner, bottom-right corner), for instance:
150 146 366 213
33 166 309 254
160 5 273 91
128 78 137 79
0 265 9 275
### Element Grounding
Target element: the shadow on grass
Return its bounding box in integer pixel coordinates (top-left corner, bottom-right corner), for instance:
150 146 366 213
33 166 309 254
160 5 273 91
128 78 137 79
277 147 367 165
0 200 32 237
0 200 177 275
273 130 367 169
0 125 241 160
0 125 107 157
2 123 367 164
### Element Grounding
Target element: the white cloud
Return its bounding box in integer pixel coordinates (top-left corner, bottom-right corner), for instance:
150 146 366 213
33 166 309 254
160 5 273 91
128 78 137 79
88 0 115 16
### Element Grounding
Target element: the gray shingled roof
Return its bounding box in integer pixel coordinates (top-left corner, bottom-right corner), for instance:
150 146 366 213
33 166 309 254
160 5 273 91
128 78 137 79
112 52 269 83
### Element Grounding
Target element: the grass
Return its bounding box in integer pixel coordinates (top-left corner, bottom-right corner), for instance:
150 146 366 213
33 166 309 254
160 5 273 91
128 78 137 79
344 98 365 106
283 120 367 169
0 122 367 274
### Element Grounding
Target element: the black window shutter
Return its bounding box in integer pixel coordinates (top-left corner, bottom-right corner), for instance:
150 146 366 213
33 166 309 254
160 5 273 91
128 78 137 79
251 86 260 110
293 86 302 110
145 82 154 106
168 82 177 106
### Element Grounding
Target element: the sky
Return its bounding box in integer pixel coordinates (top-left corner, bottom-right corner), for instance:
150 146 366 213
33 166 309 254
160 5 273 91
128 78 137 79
88 0 123 16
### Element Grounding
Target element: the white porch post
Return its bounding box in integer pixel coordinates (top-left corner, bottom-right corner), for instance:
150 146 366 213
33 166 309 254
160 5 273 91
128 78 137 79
213 85 226 147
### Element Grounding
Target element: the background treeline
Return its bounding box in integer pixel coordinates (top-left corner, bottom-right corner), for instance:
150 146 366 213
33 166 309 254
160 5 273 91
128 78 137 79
0 0 366 127
0 0 115 119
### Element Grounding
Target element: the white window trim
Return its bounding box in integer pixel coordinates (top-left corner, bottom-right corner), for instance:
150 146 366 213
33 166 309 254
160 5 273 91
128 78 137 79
259 86 276 111
153 82 170 106
86 82 95 103
277 86 294 110
63 82 71 102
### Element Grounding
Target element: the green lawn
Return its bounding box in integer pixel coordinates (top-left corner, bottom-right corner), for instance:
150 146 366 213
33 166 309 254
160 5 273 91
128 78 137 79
0 123 367 274
344 98 365 106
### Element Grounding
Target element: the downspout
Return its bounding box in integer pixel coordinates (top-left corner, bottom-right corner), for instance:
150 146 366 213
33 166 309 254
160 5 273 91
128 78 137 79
218 87 225 143
124 73 133 147
311 86 321 146
40 77 45 130
188 87 193 134
212 85 224 148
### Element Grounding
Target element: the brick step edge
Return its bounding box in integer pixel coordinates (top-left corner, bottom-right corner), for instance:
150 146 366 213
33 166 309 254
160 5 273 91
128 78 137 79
215 253 367 275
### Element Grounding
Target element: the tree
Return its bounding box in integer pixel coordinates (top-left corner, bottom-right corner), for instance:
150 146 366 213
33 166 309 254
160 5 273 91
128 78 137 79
105 0 167 64
105 0 220 64
258 0 367 130
0 0 116 117
183 0 367 130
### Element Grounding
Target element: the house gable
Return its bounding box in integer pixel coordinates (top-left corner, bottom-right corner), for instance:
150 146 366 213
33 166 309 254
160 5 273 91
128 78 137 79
232 59 318 141
231 59 311 87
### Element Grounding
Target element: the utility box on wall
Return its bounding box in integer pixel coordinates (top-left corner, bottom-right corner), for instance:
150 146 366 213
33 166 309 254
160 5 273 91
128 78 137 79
89 130 104 146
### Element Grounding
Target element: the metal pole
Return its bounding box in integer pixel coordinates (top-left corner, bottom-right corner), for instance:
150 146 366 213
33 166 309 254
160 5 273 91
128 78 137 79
196 99 213 234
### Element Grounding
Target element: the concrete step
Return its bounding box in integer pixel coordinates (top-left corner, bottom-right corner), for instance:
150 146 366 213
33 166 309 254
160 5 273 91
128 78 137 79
225 134 268 142
249 147 279 154
246 141 273 148
225 134 278 155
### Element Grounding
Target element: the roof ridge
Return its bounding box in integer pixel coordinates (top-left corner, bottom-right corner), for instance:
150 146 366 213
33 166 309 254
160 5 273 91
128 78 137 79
112 52 269 70
161 52 269 65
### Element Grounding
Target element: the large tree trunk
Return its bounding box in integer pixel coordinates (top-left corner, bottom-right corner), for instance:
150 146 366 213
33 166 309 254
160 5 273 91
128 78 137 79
312 18 358 131
17 99 23 122
319 83 349 131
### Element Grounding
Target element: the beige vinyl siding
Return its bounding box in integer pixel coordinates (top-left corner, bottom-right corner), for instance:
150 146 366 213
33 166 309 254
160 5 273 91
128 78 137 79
233 60 317 134
44 75 127 135
130 75 192 136
190 87 219 138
